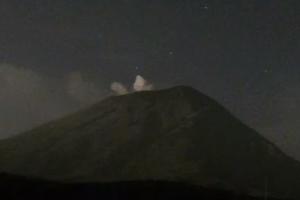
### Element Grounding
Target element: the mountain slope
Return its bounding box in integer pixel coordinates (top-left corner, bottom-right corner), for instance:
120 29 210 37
0 86 299 198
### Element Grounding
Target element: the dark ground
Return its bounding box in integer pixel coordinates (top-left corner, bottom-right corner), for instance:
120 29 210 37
0 173 288 200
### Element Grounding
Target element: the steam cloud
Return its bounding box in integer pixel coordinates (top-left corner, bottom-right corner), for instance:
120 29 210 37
133 75 154 91
110 75 154 95
110 82 129 95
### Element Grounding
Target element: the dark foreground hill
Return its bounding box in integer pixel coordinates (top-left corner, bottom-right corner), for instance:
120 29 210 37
0 86 299 198
0 173 286 200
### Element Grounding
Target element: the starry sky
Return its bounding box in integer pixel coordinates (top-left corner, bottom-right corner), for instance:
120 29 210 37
0 0 299 159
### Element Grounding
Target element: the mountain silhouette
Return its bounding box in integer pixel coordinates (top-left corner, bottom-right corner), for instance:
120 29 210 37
0 86 299 198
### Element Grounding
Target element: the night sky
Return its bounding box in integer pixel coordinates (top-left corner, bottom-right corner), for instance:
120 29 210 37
0 0 299 159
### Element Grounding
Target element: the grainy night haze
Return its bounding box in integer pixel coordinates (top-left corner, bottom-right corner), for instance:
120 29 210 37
0 0 299 162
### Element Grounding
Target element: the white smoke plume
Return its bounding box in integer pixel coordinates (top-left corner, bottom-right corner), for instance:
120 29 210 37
133 75 154 91
110 75 153 95
110 82 129 95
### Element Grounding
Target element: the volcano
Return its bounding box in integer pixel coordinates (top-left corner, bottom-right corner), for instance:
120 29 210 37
0 86 299 198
